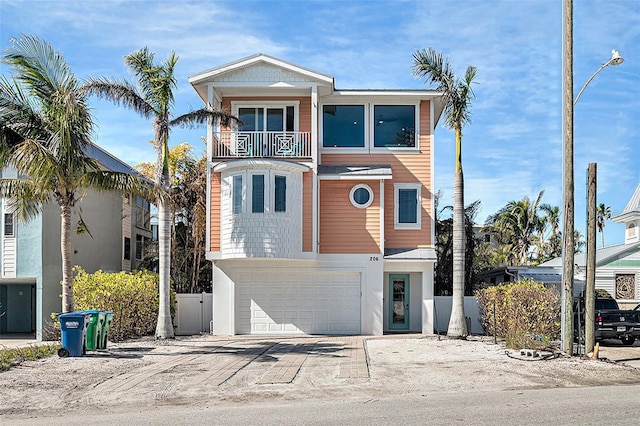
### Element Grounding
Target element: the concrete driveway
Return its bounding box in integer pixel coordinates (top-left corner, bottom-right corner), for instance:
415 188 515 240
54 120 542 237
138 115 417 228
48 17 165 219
598 338 640 368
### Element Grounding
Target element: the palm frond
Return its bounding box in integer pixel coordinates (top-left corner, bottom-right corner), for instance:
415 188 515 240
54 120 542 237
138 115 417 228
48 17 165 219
82 78 156 118
81 170 162 202
169 108 239 128
0 178 50 222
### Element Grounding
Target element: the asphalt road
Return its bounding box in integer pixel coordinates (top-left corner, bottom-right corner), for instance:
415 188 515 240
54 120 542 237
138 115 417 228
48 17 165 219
6 385 640 425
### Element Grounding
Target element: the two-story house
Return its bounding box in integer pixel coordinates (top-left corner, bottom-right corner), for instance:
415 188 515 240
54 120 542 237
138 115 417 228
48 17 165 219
0 144 153 340
189 54 444 336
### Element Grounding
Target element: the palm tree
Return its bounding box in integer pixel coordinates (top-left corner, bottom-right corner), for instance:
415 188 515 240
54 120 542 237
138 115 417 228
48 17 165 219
487 191 546 265
83 47 236 339
413 48 477 337
0 35 155 313
538 204 561 263
596 203 611 248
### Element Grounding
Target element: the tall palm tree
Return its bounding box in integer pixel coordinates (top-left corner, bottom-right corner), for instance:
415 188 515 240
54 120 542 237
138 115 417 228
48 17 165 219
0 35 155 313
83 47 236 339
596 203 611 248
413 48 477 337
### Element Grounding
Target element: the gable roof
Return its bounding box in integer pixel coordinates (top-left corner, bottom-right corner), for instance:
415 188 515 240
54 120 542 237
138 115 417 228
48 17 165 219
189 53 334 87
613 182 640 223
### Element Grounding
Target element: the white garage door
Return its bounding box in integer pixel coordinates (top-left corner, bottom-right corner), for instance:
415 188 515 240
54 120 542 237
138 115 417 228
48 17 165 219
236 270 361 335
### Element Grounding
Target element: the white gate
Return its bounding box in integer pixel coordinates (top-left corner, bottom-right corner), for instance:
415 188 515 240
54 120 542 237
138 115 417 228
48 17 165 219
175 293 213 335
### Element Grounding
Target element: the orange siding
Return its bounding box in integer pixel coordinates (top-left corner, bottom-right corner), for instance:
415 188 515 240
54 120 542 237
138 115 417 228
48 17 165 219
220 97 311 132
302 170 313 252
319 181 381 254
320 101 433 249
210 172 221 252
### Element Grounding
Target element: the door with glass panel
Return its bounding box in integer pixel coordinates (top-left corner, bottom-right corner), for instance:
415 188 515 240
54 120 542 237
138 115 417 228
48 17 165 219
389 274 410 330
238 106 295 157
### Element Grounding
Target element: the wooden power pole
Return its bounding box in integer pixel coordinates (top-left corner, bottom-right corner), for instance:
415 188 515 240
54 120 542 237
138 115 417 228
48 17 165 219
585 163 597 353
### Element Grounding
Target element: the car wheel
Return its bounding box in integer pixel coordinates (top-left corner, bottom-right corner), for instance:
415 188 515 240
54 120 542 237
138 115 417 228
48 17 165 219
621 337 636 346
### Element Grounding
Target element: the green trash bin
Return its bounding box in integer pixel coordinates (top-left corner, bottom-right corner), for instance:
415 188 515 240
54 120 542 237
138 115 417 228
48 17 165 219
99 311 114 349
82 309 105 351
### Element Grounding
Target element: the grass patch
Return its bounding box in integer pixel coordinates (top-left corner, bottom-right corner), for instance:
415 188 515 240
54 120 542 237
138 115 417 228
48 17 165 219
0 343 61 372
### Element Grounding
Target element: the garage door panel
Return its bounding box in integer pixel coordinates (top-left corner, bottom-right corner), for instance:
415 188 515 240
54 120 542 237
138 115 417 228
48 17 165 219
236 271 361 335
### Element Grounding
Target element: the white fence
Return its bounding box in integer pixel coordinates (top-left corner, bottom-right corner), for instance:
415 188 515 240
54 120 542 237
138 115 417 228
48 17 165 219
434 296 483 335
175 293 213 335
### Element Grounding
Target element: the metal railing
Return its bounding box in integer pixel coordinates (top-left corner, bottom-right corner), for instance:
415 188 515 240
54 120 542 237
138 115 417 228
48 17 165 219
211 131 311 159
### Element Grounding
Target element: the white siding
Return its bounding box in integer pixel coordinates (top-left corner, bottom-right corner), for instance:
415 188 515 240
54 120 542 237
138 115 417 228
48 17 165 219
220 168 303 258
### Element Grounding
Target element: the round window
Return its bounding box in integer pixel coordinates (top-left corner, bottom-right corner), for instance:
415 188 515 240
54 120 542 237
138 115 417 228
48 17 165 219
350 184 374 208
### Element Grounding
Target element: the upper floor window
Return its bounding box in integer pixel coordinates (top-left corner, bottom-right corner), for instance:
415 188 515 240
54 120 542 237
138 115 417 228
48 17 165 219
394 183 421 230
238 105 296 132
322 105 365 147
135 234 144 260
135 196 150 229
374 105 416 148
252 174 265 213
274 175 287 212
4 213 14 237
232 174 243 214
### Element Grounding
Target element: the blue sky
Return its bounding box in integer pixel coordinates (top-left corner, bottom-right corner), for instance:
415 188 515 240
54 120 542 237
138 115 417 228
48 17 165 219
1 0 638 247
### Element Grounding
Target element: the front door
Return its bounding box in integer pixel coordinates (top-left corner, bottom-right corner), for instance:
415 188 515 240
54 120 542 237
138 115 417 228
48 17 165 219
389 274 409 330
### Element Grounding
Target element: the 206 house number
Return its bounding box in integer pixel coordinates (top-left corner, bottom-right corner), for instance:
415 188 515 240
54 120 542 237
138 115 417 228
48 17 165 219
369 256 379 261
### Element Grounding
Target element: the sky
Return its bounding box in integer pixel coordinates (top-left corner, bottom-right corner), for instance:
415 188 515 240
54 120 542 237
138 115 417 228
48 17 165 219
1 0 638 247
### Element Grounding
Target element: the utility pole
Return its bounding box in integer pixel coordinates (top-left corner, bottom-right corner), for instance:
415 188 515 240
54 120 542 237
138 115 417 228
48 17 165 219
585 163 597 353
561 0 575 354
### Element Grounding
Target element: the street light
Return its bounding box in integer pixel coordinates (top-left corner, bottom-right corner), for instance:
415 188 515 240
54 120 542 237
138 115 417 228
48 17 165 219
561 48 624 354
574 50 624 105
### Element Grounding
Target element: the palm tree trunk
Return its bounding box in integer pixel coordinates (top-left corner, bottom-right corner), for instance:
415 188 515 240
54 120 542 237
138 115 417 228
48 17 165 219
60 203 74 313
155 135 174 339
448 128 467 337
155 194 174 338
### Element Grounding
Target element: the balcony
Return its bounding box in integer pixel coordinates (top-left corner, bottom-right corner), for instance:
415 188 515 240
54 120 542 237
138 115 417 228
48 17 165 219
212 131 312 160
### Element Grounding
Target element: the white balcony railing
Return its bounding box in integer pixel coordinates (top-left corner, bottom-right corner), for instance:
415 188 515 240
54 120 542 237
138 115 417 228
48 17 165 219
212 131 311 159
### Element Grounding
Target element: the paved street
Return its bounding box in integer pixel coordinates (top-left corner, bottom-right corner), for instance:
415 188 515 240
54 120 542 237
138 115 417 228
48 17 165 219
5 385 640 425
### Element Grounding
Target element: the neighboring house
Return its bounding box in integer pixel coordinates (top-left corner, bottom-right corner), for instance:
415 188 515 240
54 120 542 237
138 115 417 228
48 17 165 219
189 54 445 336
478 182 640 309
0 144 153 340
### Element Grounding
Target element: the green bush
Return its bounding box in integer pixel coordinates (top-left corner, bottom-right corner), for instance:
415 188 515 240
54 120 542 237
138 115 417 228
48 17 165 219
475 278 561 349
73 267 175 342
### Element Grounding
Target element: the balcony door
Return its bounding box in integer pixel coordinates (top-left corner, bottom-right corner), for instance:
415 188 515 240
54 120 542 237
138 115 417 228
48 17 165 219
237 106 295 156
238 106 294 132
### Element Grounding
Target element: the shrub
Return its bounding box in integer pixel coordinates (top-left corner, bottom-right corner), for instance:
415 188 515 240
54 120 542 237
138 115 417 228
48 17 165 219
73 267 176 342
475 278 561 349
0 344 60 372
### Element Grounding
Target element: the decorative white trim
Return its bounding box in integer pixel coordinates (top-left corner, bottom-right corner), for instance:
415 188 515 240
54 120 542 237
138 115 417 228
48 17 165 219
213 159 309 173
394 183 422 230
